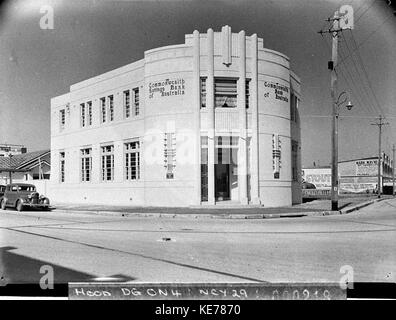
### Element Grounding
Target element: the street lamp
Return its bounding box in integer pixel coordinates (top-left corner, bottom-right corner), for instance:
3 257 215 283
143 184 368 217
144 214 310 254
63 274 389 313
331 91 353 211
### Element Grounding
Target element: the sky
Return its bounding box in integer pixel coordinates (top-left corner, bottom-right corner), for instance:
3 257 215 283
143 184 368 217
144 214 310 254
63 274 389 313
0 0 395 167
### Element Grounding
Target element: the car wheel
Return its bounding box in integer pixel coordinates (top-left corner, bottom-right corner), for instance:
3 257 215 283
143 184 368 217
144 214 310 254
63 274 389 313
16 200 23 212
0 199 6 210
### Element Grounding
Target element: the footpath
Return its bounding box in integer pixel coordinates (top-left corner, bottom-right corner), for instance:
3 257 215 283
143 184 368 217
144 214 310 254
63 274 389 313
52 194 393 219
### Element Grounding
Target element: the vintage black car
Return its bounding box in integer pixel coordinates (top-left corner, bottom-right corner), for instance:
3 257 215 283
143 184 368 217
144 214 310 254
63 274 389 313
0 183 50 212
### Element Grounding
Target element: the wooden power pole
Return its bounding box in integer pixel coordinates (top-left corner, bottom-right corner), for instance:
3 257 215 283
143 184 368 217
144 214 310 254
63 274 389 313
393 144 395 195
371 115 389 198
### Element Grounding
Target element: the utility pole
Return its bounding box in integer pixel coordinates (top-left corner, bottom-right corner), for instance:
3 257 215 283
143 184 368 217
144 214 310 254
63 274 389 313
393 144 395 196
330 11 340 211
371 115 389 198
319 5 354 211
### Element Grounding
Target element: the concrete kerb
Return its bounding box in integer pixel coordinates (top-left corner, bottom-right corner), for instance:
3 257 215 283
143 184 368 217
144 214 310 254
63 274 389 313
339 197 387 215
51 197 389 220
52 208 333 220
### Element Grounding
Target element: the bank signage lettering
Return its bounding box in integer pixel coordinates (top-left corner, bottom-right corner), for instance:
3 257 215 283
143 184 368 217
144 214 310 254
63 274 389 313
263 81 289 103
149 78 185 99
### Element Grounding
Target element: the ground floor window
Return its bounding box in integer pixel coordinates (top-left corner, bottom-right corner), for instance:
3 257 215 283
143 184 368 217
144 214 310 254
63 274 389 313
201 136 208 201
292 140 298 182
33 174 50 180
101 145 114 181
59 151 65 182
81 148 92 182
164 133 176 179
125 140 140 180
272 134 281 179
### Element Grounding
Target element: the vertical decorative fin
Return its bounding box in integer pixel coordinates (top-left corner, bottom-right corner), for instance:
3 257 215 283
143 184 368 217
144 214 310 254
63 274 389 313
222 25 232 66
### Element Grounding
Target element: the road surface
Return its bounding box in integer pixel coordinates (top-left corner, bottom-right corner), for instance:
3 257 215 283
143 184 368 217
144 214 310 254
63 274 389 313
0 199 395 284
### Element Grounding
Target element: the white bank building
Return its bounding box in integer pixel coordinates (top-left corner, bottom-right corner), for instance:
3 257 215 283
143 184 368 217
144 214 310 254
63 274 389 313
50 26 302 207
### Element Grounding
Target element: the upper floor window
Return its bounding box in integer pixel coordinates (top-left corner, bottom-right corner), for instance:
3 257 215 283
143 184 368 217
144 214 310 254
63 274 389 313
124 90 130 118
80 148 92 182
87 101 92 126
245 79 250 109
108 95 114 121
59 109 65 130
200 77 206 108
100 97 106 123
80 103 86 127
133 88 140 116
215 78 237 108
101 145 114 181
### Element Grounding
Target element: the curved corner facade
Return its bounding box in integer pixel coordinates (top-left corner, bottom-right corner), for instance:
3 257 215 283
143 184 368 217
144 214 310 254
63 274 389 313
50 26 302 207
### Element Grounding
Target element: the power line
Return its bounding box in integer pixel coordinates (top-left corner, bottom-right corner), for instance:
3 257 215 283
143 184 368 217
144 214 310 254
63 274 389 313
338 14 394 66
319 34 370 117
337 34 379 116
349 30 385 116
340 32 382 116
318 25 379 118
354 0 376 24
337 43 375 116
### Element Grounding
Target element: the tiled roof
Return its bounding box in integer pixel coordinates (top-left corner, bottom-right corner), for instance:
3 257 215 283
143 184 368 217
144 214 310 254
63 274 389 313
0 150 50 171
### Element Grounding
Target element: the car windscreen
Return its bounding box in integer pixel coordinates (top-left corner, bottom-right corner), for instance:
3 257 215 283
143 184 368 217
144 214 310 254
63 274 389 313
18 186 36 192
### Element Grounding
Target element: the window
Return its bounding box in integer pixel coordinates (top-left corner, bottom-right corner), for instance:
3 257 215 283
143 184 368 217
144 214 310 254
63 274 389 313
245 80 250 108
80 103 86 127
108 95 114 121
87 101 92 126
101 145 114 181
33 174 50 180
100 97 106 123
60 109 65 130
19 185 36 192
133 88 139 116
124 90 130 118
201 136 208 201
80 148 92 182
272 134 281 179
59 152 65 183
200 77 206 108
290 93 298 122
164 133 176 179
125 141 140 180
215 78 237 108
292 140 298 182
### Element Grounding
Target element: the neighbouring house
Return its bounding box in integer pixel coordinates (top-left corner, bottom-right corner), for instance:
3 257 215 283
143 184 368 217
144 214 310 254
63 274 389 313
0 150 51 190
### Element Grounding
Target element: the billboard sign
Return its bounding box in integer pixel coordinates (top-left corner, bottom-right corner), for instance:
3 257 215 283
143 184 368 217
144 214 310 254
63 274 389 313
355 159 377 176
302 168 331 189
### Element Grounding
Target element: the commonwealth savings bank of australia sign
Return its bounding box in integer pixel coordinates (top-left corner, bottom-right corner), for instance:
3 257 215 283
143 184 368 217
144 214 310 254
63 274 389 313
148 78 186 99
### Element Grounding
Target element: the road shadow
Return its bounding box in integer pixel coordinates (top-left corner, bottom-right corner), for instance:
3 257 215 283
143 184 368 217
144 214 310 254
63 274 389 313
0 246 137 296
0 246 95 284
339 202 353 210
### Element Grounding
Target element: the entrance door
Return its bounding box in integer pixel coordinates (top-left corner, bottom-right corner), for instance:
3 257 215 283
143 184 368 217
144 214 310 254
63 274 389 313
215 164 230 200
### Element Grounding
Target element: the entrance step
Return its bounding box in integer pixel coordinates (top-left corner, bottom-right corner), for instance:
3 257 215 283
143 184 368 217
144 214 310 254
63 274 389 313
190 200 264 209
